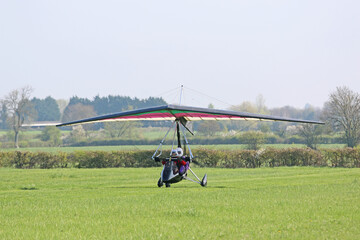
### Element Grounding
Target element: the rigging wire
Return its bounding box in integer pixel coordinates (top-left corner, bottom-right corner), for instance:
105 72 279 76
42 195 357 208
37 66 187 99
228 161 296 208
183 86 235 109
153 86 180 99
154 86 184 105
154 85 236 110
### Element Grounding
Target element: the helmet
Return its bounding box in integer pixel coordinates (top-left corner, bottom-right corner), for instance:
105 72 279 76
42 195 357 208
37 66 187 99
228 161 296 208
176 148 183 157
171 149 177 156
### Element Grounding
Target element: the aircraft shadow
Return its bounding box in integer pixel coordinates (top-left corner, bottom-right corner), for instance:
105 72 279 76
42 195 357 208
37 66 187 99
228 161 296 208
109 185 232 189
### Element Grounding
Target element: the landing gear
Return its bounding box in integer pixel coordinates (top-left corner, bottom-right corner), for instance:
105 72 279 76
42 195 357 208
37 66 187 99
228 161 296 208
153 118 208 188
157 178 171 188
183 168 208 187
201 174 207 187
157 177 163 188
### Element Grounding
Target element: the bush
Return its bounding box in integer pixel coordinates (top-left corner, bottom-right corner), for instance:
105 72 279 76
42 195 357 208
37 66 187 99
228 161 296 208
67 150 161 168
40 126 62 146
0 151 16 167
322 148 360 168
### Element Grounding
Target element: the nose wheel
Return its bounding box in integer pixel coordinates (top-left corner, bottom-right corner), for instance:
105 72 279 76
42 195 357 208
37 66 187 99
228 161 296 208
157 177 163 187
157 178 171 188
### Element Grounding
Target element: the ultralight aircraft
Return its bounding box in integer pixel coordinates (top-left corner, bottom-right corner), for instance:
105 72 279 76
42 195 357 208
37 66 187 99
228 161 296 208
56 104 324 187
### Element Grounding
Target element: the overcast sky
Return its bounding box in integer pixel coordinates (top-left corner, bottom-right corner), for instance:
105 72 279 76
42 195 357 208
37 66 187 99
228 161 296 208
1 0 359 109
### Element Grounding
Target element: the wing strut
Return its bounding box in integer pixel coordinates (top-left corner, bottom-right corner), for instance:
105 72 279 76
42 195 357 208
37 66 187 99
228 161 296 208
180 123 194 160
179 117 194 135
152 121 176 159
152 118 194 160
176 121 181 148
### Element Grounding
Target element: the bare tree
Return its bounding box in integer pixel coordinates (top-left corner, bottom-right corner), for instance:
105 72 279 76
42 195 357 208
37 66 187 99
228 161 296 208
0 102 8 129
56 99 69 119
239 131 265 150
229 101 258 131
62 103 96 123
2 86 34 148
197 121 221 136
323 86 360 148
104 121 142 138
255 94 268 114
297 124 321 150
61 103 97 137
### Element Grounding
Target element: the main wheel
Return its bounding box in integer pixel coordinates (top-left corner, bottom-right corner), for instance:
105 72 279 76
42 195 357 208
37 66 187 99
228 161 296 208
157 177 163 187
165 183 171 188
201 174 207 187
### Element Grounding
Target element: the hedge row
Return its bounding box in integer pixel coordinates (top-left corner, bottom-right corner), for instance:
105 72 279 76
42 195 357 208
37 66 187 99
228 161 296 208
0 150 159 169
193 148 360 168
68 135 345 147
1 148 360 169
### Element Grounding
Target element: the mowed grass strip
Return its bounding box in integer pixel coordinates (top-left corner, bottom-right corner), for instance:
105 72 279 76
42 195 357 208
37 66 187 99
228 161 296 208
0 167 359 239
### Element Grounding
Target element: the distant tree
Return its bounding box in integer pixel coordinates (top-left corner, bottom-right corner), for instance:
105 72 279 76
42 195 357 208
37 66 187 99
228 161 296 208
71 95 168 116
0 103 8 129
67 96 92 106
259 123 271 133
323 86 360 148
62 103 96 134
40 126 61 146
231 101 257 113
255 94 268 114
62 103 96 123
31 96 61 121
270 106 303 119
270 122 287 138
239 131 265 150
56 99 69 119
2 86 35 148
65 95 166 128
93 95 112 115
104 121 142 139
229 102 258 131
196 121 221 136
297 124 322 149
68 125 87 143
302 104 322 121
269 106 305 138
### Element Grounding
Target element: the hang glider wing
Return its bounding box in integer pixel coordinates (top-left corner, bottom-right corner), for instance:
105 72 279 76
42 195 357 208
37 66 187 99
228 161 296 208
22 122 61 127
56 104 324 127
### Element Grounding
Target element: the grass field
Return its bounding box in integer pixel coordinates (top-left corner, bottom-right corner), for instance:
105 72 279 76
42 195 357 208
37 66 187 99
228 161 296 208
1 167 359 239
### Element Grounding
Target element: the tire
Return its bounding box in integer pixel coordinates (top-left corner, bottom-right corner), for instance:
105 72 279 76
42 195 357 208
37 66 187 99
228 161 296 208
165 183 171 188
157 177 163 187
201 174 207 187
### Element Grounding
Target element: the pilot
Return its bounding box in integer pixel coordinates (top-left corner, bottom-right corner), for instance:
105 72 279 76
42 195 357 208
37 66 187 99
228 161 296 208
171 149 179 158
159 149 182 165
172 148 189 175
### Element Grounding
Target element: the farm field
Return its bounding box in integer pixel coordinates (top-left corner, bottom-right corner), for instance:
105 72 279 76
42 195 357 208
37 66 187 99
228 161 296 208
1 167 359 239
0 144 346 153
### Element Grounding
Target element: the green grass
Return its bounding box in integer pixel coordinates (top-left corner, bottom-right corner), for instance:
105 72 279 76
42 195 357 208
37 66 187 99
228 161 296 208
0 130 42 136
1 167 359 239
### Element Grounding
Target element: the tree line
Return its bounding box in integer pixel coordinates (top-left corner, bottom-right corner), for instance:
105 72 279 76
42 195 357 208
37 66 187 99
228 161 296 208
0 86 166 147
1 86 360 149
